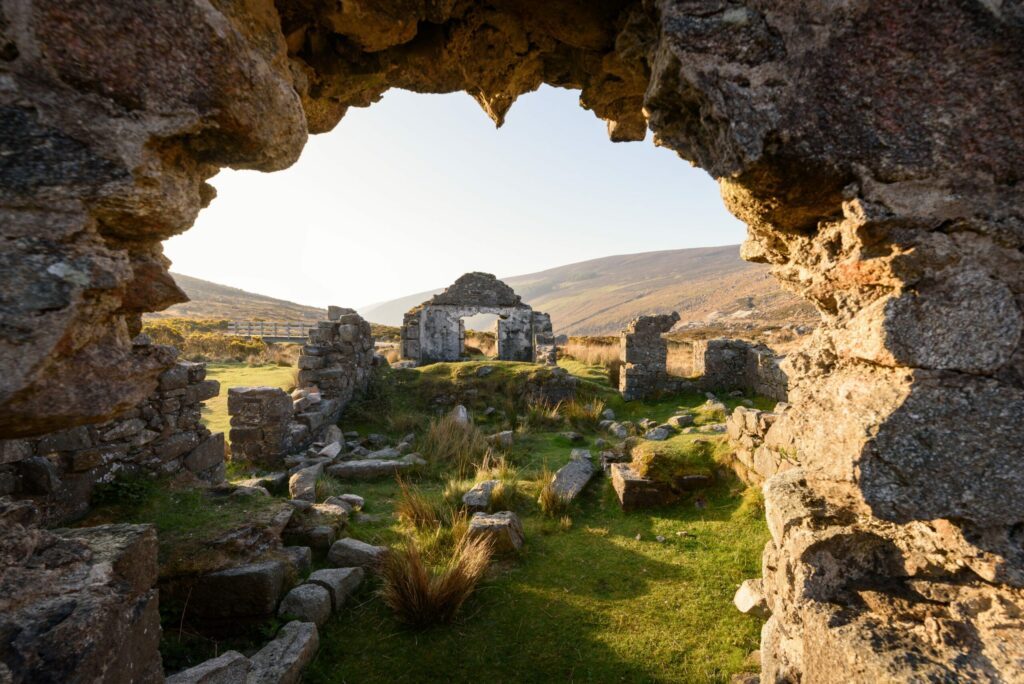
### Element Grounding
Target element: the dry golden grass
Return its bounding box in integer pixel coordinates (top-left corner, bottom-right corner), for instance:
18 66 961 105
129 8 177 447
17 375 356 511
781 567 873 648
562 341 620 367
536 466 571 518
384 348 402 364
395 477 441 530
523 400 564 430
379 531 493 628
559 398 605 430
417 413 490 477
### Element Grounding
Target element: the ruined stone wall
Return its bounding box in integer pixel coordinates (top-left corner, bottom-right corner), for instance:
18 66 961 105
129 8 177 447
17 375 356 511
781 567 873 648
230 308 375 467
618 312 682 400
532 312 557 366
2 1 1022 680
725 405 797 486
0 360 223 523
693 339 789 401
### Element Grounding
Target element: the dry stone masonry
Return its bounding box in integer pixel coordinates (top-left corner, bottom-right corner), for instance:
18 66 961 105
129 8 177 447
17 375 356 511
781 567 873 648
0 360 223 523
618 312 691 400
1 2 1022 681
693 339 789 401
230 307 374 467
401 273 556 365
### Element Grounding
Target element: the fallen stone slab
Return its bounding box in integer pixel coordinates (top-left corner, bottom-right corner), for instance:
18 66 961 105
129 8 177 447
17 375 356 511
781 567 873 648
644 427 671 441
462 479 499 513
248 621 319 684
167 650 250 684
288 463 323 502
667 414 694 429
488 430 514 448
307 567 365 610
325 454 425 480
367 446 402 459
610 463 679 512
327 538 387 568
550 453 596 501
467 511 524 554
338 493 364 510
318 441 342 459
278 584 331 626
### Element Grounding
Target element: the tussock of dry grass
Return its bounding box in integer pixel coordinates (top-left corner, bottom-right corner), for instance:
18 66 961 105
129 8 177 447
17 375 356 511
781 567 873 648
379 529 493 628
560 399 605 431
395 477 441 530
417 413 490 477
536 466 571 518
523 400 564 431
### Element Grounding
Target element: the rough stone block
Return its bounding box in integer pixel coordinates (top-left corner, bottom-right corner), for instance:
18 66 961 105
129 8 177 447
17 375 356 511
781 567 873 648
327 538 387 568
467 511 525 554
463 479 498 513
184 433 225 475
189 560 286 620
278 584 331 626
307 567 365 610
289 463 323 502
167 650 251 684
248 621 319 684
550 454 595 501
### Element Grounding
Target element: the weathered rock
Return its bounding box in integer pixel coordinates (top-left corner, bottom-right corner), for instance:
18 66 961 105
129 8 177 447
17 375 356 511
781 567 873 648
666 415 694 429
317 441 342 459
733 579 768 618
463 479 499 513
327 538 387 569
606 422 629 439
248 621 320 684
338 493 364 510
278 583 331 626
189 560 286 621
643 427 670 441
283 546 313 578
307 567 365 610
601 409 616 420
288 463 323 502
167 650 250 684
488 430 514 448
468 511 524 554
550 453 595 502
326 454 424 480
451 405 471 426
610 464 679 512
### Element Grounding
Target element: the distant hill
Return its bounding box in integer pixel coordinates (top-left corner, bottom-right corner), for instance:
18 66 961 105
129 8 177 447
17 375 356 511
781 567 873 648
145 273 324 322
360 245 817 335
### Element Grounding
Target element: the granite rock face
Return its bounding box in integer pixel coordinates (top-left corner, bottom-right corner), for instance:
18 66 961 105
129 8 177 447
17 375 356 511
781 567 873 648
2 1 1023 679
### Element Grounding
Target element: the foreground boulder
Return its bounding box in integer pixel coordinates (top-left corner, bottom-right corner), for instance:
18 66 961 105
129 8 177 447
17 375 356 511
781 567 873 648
549 451 596 502
467 511 524 554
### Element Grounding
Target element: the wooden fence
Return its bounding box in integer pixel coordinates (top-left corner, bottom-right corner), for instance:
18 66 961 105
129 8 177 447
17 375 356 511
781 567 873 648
227 321 311 340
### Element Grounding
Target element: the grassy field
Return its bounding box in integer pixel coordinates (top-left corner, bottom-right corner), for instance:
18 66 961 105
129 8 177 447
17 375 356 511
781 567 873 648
202 363 296 436
161 359 769 682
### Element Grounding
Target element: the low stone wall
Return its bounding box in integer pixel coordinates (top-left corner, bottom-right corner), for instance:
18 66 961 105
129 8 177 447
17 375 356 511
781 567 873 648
725 405 798 485
0 361 224 523
692 338 788 401
230 307 375 467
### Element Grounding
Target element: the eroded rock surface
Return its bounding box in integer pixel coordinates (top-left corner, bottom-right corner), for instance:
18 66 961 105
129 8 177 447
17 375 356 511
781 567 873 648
2 1 1022 679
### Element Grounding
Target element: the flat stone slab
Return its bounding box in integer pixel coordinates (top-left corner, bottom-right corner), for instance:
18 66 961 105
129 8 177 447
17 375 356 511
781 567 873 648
278 584 331 626
326 454 424 480
167 650 250 684
462 479 499 513
550 454 596 501
189 559 286 620
307 567 365 610
248 621 319 684
467 511 524 554
610 463 679 512
327 538 387 568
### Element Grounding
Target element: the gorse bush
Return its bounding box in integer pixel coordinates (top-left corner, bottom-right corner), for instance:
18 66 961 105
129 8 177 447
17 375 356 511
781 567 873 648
378 533 493 628
417 412 490 477
141 318 299 365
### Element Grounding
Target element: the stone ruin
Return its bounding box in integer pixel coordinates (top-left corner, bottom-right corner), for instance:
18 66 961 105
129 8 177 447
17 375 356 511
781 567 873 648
0 357 224 524
230 307 375 467
619 312 788 402
1 2 1022 681
401 273 556 365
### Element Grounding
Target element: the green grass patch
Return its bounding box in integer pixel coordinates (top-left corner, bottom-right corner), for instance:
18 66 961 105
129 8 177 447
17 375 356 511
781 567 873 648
201 362 295 437
631 435 717 483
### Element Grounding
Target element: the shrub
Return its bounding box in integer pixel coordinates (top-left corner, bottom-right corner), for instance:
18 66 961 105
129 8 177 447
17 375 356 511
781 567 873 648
379 532 492 628
417 412 490 477
560 399 605 431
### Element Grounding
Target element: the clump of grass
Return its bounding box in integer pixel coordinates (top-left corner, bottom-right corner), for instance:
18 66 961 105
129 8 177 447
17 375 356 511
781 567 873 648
442 478 470 507
379 528 492 628
536 466 571 518
693 400 728 425
523 400 564 431
558 515 573 531
395 477 441 530
734 486 765 521
417 412 490 477
475 453 521 512
315 474 347 502
560 398 605 431
488 480 521 513
387 410 424 436
631 437 715 484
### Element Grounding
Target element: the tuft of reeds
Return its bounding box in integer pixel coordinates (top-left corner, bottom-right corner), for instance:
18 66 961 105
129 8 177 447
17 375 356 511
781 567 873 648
522 400 564 431
560 399 606 431
417 412 490 477
378 531 493 628
395 477 441 530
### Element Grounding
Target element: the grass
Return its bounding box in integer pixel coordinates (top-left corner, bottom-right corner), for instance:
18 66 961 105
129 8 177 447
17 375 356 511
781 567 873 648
630 435 716 483
201 362 295 437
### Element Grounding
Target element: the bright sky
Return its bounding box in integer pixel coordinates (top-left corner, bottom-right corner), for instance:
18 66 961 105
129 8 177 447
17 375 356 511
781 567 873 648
164 85 745 309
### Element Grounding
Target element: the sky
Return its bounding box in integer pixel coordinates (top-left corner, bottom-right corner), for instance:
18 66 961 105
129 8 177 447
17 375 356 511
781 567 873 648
163 85 746 309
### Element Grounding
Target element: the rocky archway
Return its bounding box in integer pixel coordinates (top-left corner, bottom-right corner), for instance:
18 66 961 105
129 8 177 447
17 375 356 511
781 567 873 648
1 1 1022 680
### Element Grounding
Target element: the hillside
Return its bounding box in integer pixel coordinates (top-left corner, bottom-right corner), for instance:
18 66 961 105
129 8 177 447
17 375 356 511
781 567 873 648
360 245 817 335
145 273 324 322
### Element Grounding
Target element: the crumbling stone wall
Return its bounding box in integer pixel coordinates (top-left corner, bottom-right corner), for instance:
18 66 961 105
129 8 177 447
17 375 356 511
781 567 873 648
0 360 223 523
230 307 374 467
693 339 789 401
726 405 797 486
618 312 685 400
401 273 555 364
2 1 1022 680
